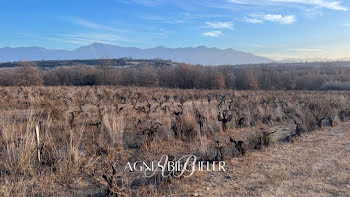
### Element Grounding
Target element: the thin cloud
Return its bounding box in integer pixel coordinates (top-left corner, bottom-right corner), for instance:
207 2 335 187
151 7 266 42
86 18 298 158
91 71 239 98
227 0 347 11
140 15 185 24
51 33 128 45
227 0 250 4
270 0 347 11
288 48 323 52
205 22 234 29
202 31 223 37
67 17 125 32
263 14 296 24
244 18 263 23
245 14 296 24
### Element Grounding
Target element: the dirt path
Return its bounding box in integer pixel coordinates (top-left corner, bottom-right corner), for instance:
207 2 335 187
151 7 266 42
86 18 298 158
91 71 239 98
193 122 350 196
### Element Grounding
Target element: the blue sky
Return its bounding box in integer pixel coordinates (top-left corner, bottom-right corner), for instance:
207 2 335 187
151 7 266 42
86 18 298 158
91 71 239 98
0 0 350 60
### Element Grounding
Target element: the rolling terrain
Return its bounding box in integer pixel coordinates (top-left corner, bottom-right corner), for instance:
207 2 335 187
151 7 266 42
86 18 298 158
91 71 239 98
0 43 272 65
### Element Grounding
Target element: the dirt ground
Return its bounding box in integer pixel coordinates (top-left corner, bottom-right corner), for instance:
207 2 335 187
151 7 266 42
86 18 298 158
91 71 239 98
189 122 350 197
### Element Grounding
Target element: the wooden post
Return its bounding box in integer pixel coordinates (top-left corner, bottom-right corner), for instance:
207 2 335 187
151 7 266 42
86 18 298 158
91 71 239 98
35 125 41 163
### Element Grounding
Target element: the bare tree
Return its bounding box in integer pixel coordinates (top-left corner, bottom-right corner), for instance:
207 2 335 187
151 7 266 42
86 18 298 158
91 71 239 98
16 62 43 86
98 58 115 85
236 69 259 90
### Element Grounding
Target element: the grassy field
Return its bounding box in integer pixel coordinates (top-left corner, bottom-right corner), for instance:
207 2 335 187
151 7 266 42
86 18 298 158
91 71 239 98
0 86 349 196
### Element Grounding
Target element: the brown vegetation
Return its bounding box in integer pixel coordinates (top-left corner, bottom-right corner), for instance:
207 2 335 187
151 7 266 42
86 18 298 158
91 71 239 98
0 86 349 196
191 122 350 196
1 60 350 90
0 62 43 86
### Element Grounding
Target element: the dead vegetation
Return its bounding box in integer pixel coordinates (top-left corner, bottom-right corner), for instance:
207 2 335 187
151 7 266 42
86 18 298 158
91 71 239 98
0 86 349 196
190 122 350 196
2 60 350 90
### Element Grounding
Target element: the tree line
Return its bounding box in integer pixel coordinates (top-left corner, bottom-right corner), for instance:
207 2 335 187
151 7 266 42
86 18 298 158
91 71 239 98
1 60 350 90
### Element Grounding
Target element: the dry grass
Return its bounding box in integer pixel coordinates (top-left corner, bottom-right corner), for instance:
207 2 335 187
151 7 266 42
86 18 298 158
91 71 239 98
190 122 350 196
0 86 349 196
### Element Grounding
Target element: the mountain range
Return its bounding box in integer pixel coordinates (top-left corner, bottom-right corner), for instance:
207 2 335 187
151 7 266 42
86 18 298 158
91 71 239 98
0 43 273 65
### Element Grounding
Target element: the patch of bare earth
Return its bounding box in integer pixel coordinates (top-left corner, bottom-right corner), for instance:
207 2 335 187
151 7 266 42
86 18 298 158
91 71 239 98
191 122 350 196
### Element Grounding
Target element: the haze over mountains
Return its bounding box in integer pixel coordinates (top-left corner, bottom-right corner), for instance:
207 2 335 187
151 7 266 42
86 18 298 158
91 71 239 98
0 43 273 65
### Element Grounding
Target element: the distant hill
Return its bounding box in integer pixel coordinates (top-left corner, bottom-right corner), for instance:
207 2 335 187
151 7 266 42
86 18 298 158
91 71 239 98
0 58 174 69
0 43 273 65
